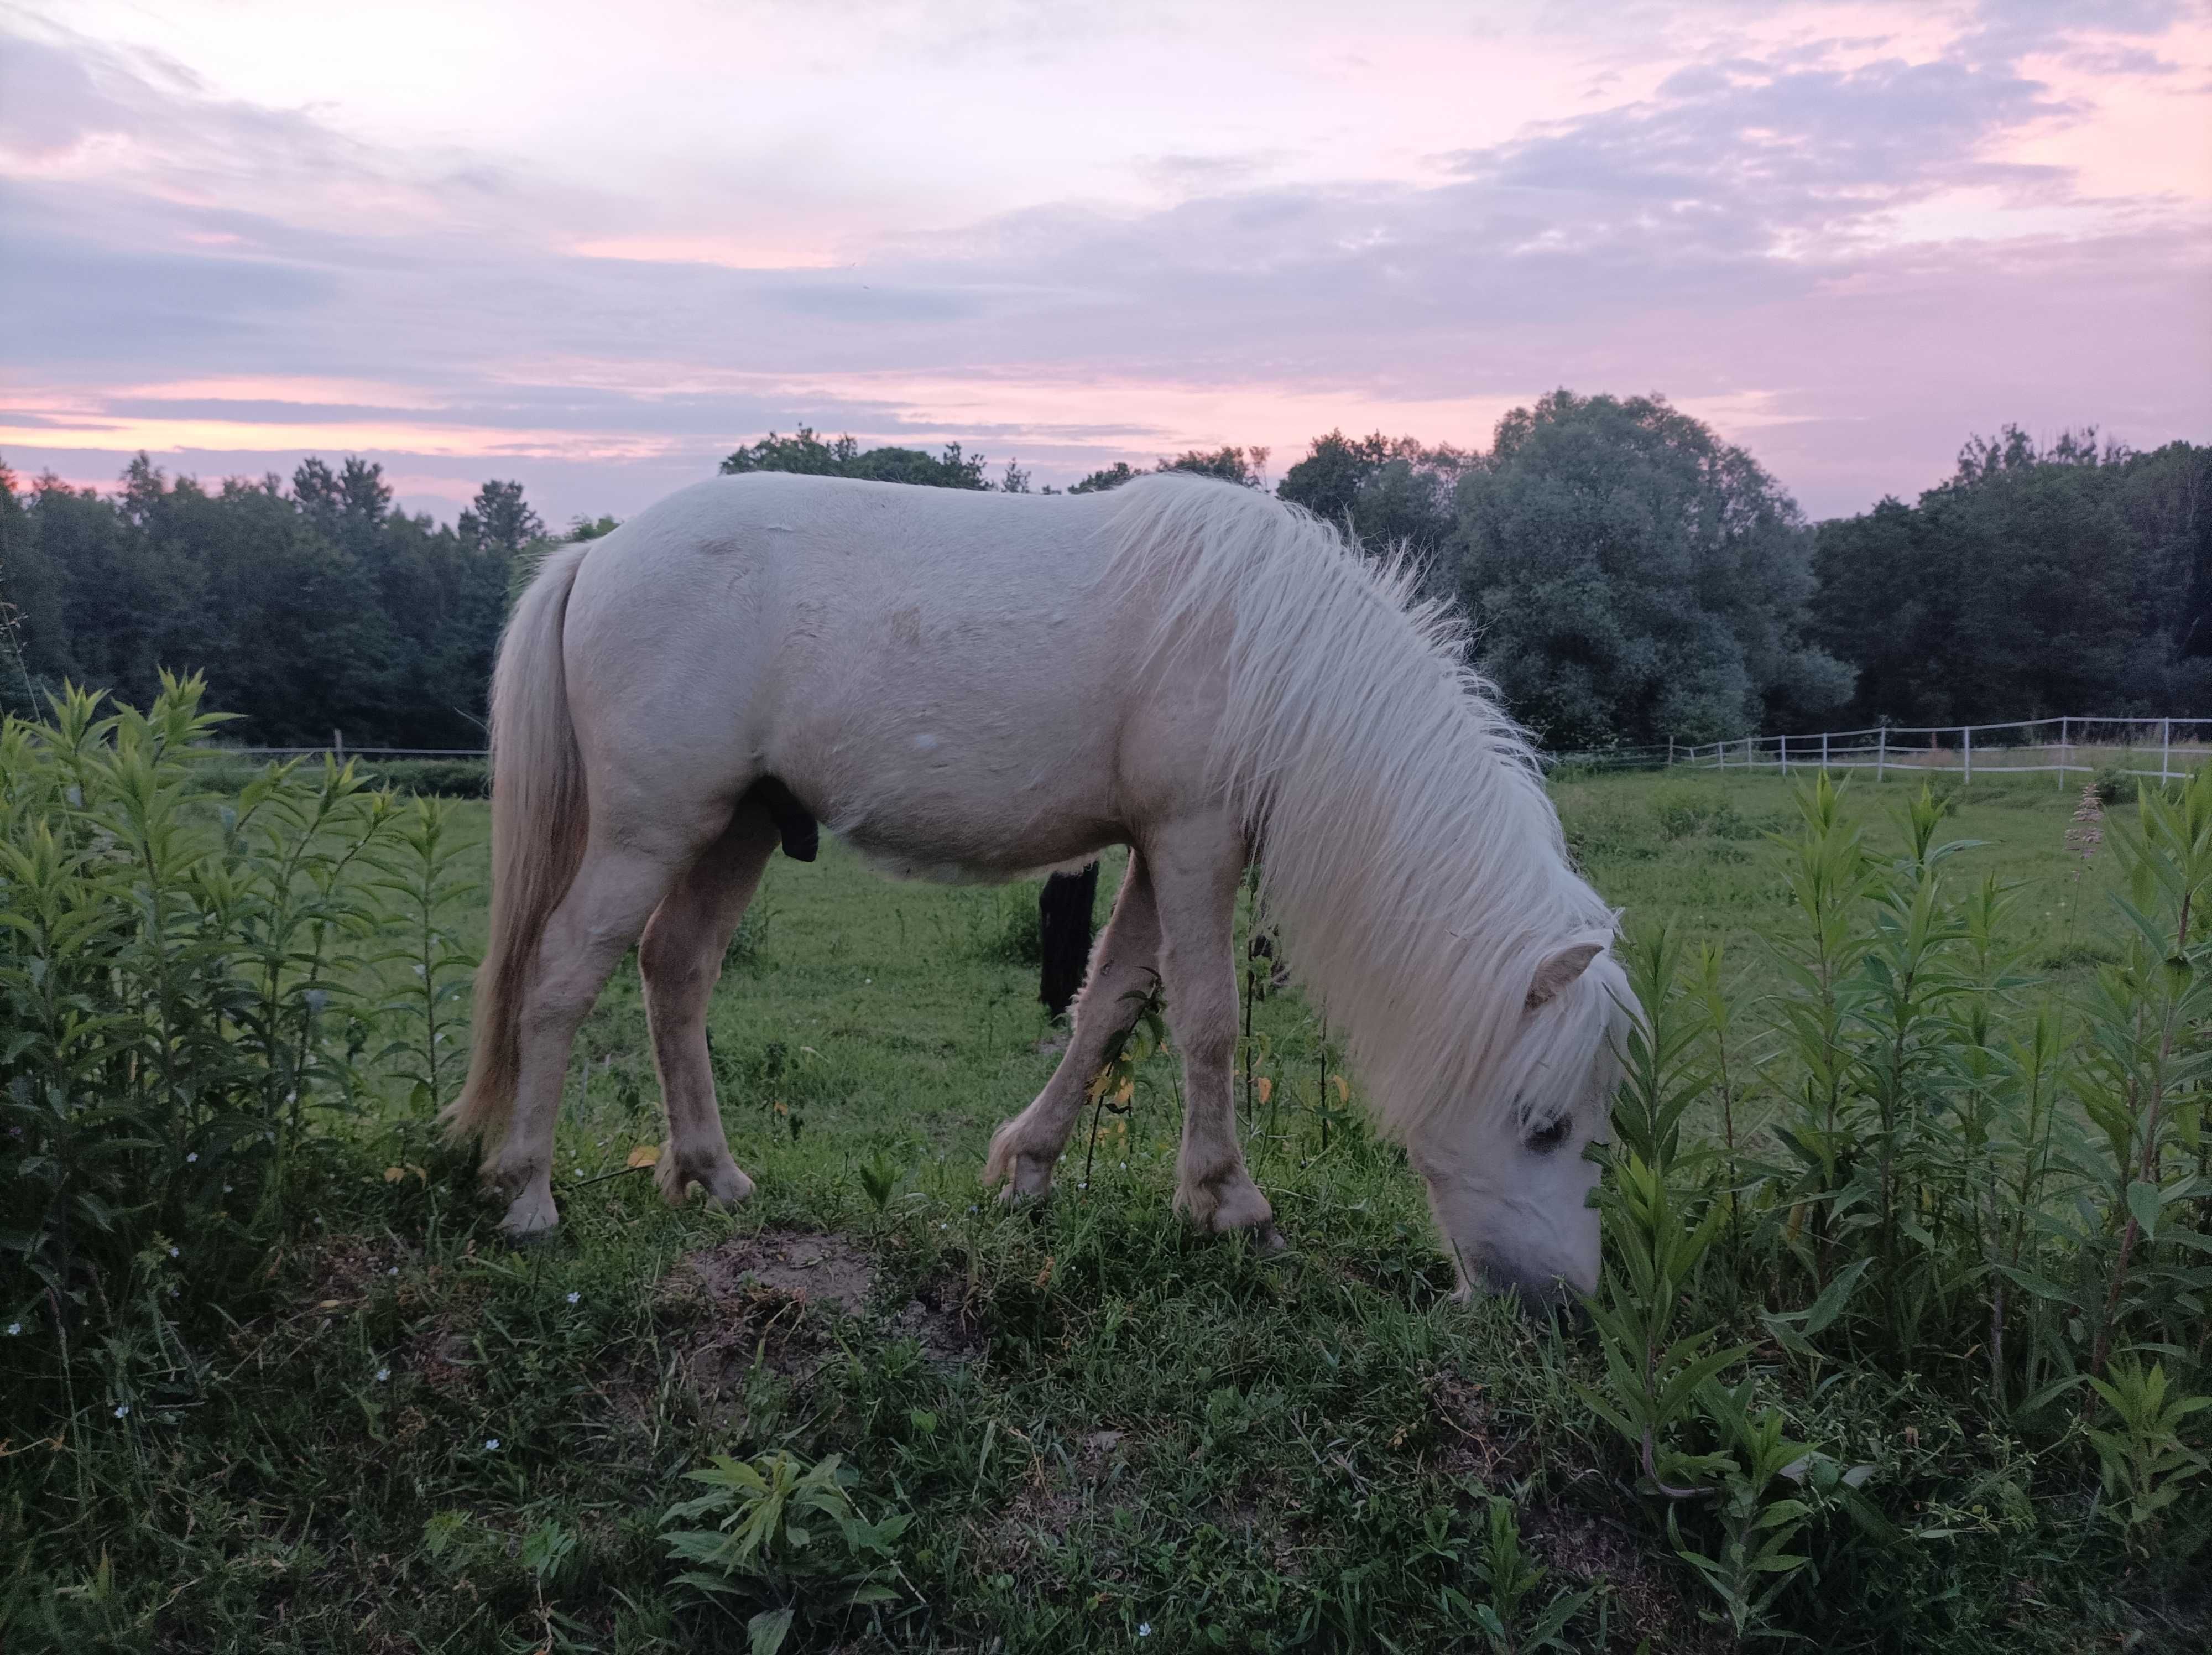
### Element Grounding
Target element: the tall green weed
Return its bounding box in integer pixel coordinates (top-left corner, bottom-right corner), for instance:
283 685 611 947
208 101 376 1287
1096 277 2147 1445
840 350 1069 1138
0 680 480 1367
1588 773 2212 1637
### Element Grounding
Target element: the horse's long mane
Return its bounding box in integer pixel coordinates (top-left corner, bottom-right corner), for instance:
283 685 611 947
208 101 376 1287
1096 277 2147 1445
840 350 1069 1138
1100 473 1622 1137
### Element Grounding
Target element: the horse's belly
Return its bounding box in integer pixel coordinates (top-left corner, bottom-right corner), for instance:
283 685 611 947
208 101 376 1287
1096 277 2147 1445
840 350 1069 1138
821 771 1124 886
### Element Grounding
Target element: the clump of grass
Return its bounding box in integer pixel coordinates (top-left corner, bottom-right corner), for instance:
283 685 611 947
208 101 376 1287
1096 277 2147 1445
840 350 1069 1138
964 884 1043 965
1646 778 1746 840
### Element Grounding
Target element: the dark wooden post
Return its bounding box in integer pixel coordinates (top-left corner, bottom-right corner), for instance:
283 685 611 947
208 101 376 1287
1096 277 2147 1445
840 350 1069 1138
1038 862 1100 1021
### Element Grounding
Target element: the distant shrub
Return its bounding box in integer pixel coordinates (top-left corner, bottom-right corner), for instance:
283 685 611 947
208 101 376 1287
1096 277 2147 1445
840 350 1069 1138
1559 797 1660 863
358 758 488 798
2090 766 2203 809
1646 779 1745 840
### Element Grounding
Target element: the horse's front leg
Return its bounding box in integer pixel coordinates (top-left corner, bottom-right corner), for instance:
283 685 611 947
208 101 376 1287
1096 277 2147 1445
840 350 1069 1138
985 853 1162 1198
1148 815 1276 1240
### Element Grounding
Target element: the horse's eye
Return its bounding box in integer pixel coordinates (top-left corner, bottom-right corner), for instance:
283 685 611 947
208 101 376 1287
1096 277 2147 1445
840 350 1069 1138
1527 1118 1571 1154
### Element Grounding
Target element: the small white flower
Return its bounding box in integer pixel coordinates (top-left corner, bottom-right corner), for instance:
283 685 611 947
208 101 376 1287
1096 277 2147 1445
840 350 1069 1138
484 1437 501 1451
388 1266 399 1276
375 1367 390 1382
1139 1624 1152 1638
967 1204 978 1213
223 1184 234 1194
114 1403 131 1418
565 1290 580 1305
168 1246 179 1258
168 1286 178 1298
4 1323 19 1336
937 1221 948 1230
186 1152 197 1163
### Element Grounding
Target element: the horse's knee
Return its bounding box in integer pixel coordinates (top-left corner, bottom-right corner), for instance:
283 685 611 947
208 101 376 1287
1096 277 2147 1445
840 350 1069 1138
518 976 598 1040
1178 1024 1235 1075
638 928 717 1007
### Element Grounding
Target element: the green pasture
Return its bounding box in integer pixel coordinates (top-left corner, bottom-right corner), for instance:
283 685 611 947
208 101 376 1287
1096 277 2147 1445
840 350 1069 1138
3 714 2205 1654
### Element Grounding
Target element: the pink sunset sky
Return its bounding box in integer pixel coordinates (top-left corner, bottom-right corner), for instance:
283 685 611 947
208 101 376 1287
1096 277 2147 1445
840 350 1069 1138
2 0 2208 525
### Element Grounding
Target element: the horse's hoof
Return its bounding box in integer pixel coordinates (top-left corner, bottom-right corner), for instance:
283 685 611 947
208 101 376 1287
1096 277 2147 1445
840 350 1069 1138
1178 1175 1274 1237
500 1221 560 1250
693 1160 754 1208
494 1182 561 1241
657 1149 753 1209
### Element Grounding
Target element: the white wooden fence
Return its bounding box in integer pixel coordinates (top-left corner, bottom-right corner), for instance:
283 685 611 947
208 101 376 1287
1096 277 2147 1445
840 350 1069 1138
1656 716 2212 784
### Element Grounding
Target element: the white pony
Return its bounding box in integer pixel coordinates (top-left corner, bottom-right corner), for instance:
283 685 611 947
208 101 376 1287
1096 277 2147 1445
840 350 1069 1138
446 471 1629 1297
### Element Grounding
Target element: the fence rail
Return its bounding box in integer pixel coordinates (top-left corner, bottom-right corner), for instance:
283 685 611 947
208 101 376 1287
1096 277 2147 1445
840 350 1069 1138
190 716 2212 788
1549 716 2212 783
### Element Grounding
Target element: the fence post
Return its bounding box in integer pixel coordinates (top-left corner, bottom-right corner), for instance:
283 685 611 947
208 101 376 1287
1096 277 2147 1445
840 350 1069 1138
2163 717 2172 782
333 728 344 763
1780 733 1789 777
1821 730 1830 773
1963 725 1972 784
1667 735 1676 767
2058 716 2067 789
1876 724 1886 783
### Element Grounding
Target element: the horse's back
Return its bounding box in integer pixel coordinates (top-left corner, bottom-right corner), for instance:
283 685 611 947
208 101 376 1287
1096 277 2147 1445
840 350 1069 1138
559 474 1168 877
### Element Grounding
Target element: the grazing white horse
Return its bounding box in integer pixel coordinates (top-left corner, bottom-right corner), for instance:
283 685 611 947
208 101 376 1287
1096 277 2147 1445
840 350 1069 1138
447 471 1627 1297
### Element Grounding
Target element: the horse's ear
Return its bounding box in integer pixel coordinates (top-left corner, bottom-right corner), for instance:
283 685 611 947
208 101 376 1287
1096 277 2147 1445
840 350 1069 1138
1524 942 1604 1013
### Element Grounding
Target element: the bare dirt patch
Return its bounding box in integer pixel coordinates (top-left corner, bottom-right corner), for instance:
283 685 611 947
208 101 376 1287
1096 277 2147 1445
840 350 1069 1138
1423 1366 1536 1486
683 1227 880 1316
1522 1503 1719 1653
640 1229 983 1418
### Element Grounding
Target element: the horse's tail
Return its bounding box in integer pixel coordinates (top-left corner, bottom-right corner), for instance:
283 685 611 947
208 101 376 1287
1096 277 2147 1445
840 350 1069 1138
444 542 593 1152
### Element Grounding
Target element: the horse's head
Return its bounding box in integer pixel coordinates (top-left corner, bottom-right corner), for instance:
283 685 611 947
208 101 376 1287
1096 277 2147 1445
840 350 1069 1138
1407 938 1626 1304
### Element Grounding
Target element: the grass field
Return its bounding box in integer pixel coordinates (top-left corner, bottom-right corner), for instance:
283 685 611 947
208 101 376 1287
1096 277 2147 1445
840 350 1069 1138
6 747 2206 1653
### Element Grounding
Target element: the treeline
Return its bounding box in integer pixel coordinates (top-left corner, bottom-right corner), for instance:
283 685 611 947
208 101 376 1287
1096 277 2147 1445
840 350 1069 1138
0 456 569 746
1811 430 2212 728
1 398 2204 750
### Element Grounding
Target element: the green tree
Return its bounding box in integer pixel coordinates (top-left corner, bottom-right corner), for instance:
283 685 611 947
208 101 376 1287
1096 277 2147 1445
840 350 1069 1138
1279 430 1466 577
0 461 65 714
459 479 546 556
0 454 549 747
719 427 992 490
1068 461 1141 495
1067 447 1272 495
1455 391 1850 748
1812 428 2186 725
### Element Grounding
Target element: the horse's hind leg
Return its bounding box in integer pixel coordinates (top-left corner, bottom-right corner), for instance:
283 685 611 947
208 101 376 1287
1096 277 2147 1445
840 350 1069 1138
639 805 780 1207
488 836 698 1237
1147 815 1275 1238
985 854 1162 1198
